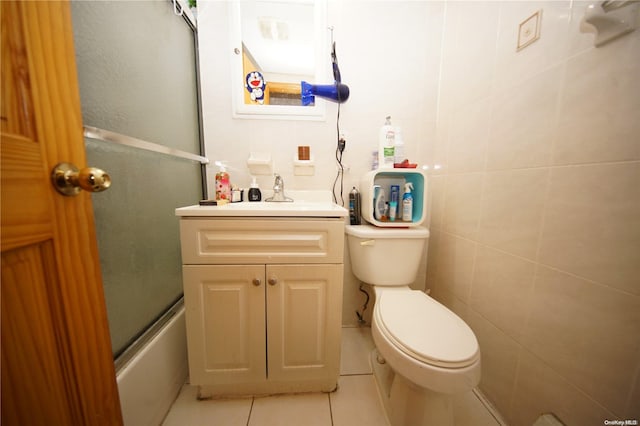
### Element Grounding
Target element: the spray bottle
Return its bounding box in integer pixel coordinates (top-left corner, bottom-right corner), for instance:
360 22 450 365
402 182 414 222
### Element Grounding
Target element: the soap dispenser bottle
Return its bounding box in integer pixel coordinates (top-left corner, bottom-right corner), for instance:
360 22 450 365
215 163 231 202
248 176 261 202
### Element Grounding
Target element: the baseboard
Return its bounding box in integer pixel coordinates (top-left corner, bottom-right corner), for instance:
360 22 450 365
473 388 509 426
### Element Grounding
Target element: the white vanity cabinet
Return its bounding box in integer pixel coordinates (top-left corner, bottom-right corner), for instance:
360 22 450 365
178 216 345 397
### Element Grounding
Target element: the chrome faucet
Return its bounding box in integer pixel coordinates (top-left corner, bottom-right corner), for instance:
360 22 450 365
265 173 293 202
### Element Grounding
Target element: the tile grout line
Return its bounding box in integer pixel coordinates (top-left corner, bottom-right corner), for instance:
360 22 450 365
327 392 334 426
339 372 373 377
245 397 255 426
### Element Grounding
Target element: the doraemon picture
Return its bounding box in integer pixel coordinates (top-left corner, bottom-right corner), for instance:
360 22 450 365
245 71 266 104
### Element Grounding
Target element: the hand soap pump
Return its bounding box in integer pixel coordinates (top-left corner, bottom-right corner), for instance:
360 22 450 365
248 176 261 202
402 182 414 222
215 163 231 202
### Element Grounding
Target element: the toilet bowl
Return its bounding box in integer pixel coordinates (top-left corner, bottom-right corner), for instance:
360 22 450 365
345 224 481 426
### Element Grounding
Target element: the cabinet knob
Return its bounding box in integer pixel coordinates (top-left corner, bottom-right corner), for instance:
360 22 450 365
268 277 278 286
252 278 261 286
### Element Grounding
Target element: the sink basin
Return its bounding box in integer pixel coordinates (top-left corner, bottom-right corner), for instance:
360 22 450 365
175 190 348 218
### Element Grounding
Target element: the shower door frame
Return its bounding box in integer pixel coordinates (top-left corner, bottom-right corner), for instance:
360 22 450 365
71 0 207 362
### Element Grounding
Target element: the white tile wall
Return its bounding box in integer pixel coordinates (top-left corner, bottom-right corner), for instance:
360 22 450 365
469 247 536 342
554 35 640 165
523 267 640 414
428 1 640 424
538 162 640 294
477 169 548 259
486 65 562 171
442 173 484 239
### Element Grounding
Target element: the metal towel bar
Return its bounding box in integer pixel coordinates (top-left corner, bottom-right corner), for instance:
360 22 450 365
83 125 209 165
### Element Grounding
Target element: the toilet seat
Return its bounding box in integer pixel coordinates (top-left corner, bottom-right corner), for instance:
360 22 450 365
375 290 479 368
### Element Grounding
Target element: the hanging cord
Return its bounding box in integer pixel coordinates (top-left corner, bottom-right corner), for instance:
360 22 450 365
355 283 370 324
172 0 184 16
332 102 345 205
331 38 345 206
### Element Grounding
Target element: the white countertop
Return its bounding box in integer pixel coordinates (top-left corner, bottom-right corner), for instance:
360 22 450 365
175 190 348 218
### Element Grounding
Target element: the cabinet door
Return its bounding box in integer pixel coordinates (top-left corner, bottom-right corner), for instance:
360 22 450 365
266 264 343 383
183 265 266 385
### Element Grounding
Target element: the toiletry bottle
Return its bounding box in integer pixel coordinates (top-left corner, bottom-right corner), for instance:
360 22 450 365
394 127 405 165
371 150 379 170
248 176 261 201
215 164 231 201
231 185 243 202
389 184 400 222
349 186 361 225
378 116 395 169
402 182 414 222
373 185 386 220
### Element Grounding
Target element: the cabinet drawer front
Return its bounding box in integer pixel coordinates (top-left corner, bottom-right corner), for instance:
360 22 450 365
180 219 344 264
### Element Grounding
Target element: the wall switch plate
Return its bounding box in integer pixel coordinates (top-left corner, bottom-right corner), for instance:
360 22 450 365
517 9 542 51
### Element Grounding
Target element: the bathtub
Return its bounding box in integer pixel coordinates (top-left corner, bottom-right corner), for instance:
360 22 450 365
115 300 188 426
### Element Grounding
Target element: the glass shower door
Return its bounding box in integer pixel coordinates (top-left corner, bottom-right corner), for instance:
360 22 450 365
71 0 204 359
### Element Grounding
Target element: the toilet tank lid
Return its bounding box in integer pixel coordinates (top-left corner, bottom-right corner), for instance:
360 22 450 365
345 224 429 239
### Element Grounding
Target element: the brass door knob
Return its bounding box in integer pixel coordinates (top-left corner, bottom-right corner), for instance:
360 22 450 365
51 162 111 196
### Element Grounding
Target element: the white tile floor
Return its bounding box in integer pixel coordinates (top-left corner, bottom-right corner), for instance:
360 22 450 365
162 326 501 426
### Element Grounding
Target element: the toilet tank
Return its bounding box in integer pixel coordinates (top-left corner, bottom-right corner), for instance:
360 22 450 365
345 225 429 286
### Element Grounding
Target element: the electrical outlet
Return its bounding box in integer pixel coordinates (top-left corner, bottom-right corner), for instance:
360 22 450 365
517 10 542 51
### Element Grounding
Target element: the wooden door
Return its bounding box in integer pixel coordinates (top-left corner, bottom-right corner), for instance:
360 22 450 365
1 1 122 425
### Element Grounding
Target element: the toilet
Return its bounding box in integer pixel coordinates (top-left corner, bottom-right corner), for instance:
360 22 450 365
345 224 481 426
